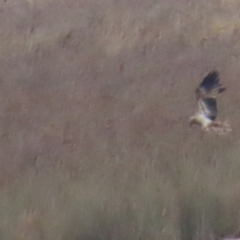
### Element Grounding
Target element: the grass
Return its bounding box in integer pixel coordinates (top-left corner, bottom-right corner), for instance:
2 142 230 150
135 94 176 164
1 156 240 240
0 0 240 239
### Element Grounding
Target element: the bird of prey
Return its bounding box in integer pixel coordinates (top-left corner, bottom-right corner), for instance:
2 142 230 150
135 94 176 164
189 71 232 134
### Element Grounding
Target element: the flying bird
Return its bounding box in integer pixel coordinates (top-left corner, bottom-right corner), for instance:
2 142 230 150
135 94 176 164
189 71 232 134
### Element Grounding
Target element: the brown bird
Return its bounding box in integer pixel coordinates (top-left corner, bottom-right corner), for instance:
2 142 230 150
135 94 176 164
189 71 232 135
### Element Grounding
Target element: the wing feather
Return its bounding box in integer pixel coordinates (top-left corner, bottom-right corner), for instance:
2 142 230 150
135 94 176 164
200 71 220 92
198 97 218 121
195 71 226 99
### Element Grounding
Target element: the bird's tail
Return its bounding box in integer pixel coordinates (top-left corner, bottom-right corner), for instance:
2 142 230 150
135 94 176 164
209 121 232 135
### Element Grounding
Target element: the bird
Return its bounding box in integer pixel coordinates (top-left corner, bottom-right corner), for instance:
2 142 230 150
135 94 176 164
189 71 232 135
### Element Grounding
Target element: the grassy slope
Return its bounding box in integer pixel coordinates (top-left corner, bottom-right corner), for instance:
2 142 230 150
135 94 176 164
0 0 240 239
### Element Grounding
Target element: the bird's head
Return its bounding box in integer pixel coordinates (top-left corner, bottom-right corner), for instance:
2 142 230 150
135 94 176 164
189 116 201 126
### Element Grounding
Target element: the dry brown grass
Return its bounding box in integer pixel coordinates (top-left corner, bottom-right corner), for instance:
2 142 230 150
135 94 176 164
0 0 240 239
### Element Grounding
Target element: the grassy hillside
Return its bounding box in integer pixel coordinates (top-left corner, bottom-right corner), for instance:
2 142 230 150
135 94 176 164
0 0 240 239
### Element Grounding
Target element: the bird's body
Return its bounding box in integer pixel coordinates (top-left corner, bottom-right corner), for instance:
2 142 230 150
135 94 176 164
190 113 212 129
189 71 232 134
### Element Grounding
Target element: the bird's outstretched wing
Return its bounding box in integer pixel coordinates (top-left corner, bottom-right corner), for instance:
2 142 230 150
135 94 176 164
196 71 226 98
198 97 218 121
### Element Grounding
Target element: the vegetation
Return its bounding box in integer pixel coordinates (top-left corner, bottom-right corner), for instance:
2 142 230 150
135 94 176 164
0 0 240 239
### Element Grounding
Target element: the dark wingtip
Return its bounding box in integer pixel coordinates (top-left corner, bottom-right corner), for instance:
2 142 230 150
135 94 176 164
199 70 221 93
218 87 226 93
205 70 220 81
